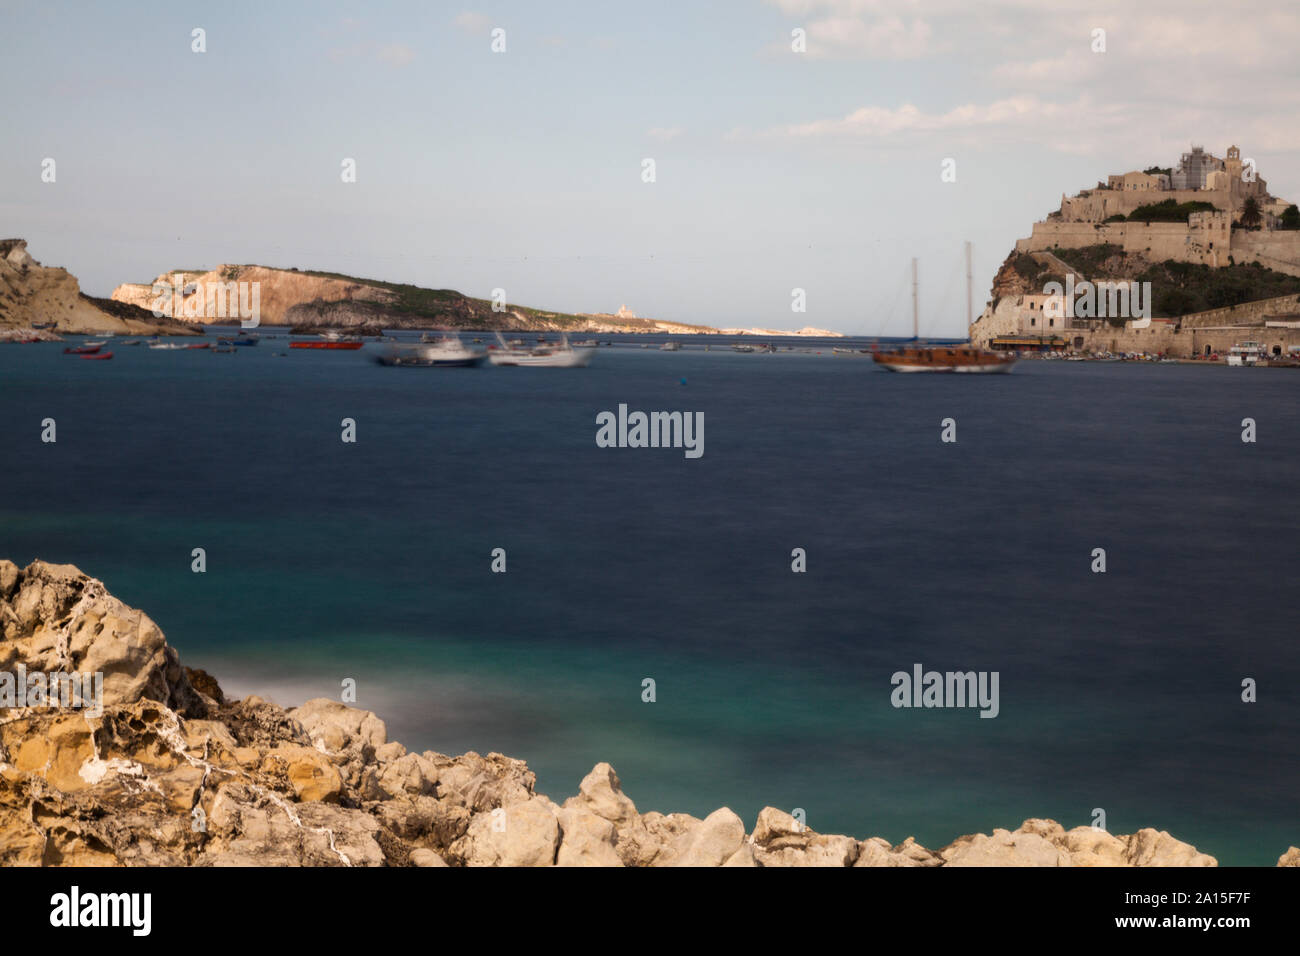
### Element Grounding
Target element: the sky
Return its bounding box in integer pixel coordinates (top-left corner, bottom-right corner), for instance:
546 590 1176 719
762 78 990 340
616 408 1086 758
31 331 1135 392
2 0 1298 336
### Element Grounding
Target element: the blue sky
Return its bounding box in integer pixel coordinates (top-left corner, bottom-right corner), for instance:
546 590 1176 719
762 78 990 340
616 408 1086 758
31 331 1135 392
3 0 1298 335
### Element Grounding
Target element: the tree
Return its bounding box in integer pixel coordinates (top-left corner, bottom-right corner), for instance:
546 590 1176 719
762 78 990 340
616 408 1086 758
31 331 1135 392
1281 204 1300 230
1241 197 1262 229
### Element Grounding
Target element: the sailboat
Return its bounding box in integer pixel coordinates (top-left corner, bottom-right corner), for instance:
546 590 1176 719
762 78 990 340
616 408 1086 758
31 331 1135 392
872 246 1016 374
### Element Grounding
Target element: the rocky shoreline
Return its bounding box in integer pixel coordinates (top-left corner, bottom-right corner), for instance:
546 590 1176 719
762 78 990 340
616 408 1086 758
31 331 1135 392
1 559 1295 867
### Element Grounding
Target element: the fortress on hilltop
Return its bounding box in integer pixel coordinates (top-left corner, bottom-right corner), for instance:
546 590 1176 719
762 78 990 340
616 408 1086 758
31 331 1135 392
969 145 1300 359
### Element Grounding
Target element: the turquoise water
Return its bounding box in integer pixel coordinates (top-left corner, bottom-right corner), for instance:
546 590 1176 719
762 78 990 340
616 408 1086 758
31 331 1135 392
2 335 1297 863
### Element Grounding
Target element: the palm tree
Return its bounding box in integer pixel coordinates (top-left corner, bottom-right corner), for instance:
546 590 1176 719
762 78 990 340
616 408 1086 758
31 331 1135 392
1240 197 1262 229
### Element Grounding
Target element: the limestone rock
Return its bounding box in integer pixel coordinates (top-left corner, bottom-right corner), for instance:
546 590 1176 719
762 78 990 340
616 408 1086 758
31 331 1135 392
0 561 205 716
563 762 639 828
1124 828 1216 867
555 806 624 867
856 835 943 867
1061 826 1130 867
289 698 387 756
942 828 1073 867
451 797 560 867
430 750 535 812
663 808 746 867
1277 847 1300 867
750 807 859 867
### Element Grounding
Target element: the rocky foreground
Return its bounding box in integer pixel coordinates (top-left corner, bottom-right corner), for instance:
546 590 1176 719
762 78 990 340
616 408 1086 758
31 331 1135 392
1 559 1295 867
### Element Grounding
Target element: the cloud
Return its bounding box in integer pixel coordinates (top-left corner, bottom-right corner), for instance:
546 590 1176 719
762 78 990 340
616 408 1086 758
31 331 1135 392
768 95 1074 138
802 15 933 59
454 12 494 33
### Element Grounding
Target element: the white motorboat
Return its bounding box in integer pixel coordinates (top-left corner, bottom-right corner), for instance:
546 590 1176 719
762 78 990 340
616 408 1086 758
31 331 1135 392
660 341 680 351
1226 342 1263 366
490 332 594 367
378 337 487 367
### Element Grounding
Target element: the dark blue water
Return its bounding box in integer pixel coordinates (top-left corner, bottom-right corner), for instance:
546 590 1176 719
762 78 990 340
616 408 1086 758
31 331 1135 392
2 335 1296 864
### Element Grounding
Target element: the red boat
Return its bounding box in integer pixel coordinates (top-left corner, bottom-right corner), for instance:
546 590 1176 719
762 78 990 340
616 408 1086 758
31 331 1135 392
290 341 364 350
187 343 211 350
80 351 114 360
64 345 101 355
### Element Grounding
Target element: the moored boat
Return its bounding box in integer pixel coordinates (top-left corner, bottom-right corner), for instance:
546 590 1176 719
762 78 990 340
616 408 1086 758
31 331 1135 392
80 350 114 360
63 345 101 355
660 340 680 351
872 346 1016 373
375 338 487 367
289 340 365 350
1226 341 1263 366
489 332 594 367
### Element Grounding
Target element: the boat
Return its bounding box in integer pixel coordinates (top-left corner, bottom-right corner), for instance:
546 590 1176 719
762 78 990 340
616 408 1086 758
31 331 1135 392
833 347 855 355
873 346 1017 374
213 346 238 354
1226 341 1263 366
375 338 487 367
83 340 106 348
217 336 258 347
120 339 142 346
290 340 364 350
732 343 755 353
660 341 681 351
871 249 1016 374
80 351 113 360
149 342 187 350
574 339 598 348
186 342 211 350
63 345 101 355
489 332 594 367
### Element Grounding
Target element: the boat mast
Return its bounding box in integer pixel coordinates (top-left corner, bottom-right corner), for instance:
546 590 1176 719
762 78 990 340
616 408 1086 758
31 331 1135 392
965 241 973 331
911 257 918 341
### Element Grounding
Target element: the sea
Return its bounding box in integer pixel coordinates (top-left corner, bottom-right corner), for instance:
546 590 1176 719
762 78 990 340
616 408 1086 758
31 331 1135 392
2 330 1297 865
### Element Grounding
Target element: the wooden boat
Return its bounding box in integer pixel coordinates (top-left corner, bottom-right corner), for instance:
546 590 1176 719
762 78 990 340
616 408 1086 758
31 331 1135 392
871 248 1015 374
873 346 1016 373
80 351 114 360
290 340 364 350
186 343 211 350
64 345 101 355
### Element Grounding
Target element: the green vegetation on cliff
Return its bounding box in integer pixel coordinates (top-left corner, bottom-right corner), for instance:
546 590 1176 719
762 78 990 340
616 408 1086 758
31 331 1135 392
1046 244 1300 317
1126 199 1217 222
